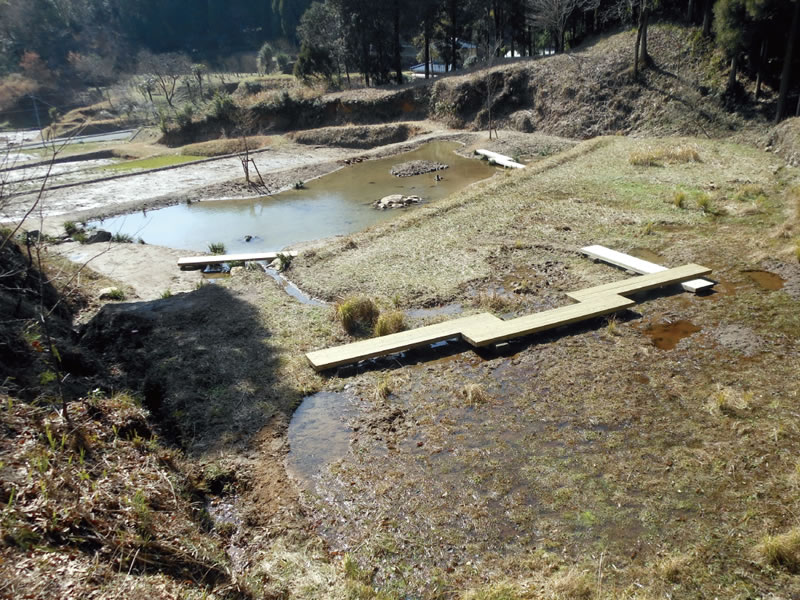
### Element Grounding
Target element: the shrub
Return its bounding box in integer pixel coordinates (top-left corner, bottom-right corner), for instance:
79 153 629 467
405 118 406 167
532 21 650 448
208 242 226 255
112 233 133 243
374 311 406 336
160 289 172 299
209 91 237 121
257 42 275 74
334 296 379 335
276 53 291 74
63 221 79 236
176 103 194 128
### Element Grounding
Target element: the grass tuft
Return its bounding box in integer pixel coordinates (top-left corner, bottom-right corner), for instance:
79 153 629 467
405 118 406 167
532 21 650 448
208 242 226 255
695 193 715 215
672 191 687 208
476 290 517 312
755 528 800 572
334 296 379 335
462 383 490 405
374 311 406 337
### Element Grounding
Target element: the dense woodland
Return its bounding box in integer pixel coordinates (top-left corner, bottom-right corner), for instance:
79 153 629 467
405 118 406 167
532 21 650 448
0 0 798 121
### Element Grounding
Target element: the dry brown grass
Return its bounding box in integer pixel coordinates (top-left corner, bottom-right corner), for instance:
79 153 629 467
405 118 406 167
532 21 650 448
180 136 274 157
545 568 594 599
461 383 490 405
629 145 701 166
374 310 407 336
755 528 800 572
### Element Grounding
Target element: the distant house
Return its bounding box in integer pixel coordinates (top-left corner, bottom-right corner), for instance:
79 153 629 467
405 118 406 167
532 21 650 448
409 62 450 76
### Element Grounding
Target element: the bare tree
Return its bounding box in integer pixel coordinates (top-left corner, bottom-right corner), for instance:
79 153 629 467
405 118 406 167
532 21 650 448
528 0 597 52
136 50 191 108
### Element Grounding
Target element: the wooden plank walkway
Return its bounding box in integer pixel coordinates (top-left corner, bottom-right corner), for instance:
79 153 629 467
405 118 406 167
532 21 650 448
306 314 502 371
581 245 714 293
178 251 298 268
475 149 526 169
305 262 712 371
566 264 711 302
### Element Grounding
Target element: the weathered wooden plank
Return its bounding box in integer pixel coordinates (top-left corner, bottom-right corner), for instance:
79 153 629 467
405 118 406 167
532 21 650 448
305 260 713 372
463 294 635 347
567 264 711 302
306 313 502 371
177 251 298 268
581 245 714 293
475 149 526 169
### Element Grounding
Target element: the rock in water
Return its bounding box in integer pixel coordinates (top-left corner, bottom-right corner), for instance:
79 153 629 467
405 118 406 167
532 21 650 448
390 160 449 177
373 195 422 210
86 230 112 244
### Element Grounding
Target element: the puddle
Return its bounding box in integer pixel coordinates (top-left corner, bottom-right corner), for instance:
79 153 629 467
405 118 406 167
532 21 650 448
629 247 665 264
89 142 496 252
405 303 463 319
742 269 785 291
262 267 327 306
287 392 359 487
643 320 701 349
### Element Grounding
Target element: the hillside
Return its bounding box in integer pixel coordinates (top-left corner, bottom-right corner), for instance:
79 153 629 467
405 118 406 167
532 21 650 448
163 25 771 147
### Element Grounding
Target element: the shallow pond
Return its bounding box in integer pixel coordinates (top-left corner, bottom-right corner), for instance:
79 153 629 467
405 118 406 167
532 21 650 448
91 142 496 252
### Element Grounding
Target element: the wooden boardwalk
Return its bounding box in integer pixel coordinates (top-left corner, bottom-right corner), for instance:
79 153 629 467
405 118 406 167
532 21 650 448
178 251 298 268
581 245 714 293
305 262 712 372
475 149 526 169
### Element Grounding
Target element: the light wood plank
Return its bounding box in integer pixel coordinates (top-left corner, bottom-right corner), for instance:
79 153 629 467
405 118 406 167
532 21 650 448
475 149 526 169
567 264 711 302
306 314 502 371
581 245 714 292
178 251 298 268
463 294 635 346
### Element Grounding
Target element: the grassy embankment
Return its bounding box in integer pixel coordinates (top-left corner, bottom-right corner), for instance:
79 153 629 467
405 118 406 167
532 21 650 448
270 133 800 598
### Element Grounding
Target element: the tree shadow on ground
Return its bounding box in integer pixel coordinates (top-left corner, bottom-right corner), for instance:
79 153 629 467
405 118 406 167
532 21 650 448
80 284 292 456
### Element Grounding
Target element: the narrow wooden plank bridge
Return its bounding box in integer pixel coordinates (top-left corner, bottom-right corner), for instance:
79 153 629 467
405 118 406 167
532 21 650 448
475 149 526 169
177 251 298 269
581 245 714 293
306 260 712 371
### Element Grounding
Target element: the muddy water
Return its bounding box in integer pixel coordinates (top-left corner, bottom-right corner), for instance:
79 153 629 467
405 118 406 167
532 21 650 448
643 320 701 349
286 391 359 486
90 142 496 252
743 269 785 291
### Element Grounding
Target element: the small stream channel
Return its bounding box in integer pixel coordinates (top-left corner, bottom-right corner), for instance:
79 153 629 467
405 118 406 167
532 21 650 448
91 142 496 252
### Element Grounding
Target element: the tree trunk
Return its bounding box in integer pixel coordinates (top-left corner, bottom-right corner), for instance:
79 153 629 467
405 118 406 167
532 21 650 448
726 54 738 95
776 0 800 122
635 0 650 71
641 9 649 64
755 39 766 99
424 28 431 79
393 1 402 85
702 0 713 37
687 0 695 22
634 10 644 76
